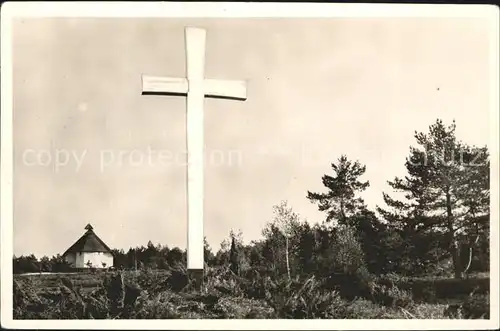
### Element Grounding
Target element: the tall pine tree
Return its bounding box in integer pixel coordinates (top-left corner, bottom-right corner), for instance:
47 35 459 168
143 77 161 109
378 119 489 278
307 155 392 274
307 155 369 225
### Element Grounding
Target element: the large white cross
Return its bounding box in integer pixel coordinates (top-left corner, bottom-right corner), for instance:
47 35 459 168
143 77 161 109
141 27 247 271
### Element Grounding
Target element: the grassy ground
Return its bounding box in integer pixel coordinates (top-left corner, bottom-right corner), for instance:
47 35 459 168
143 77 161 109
13 268 490 319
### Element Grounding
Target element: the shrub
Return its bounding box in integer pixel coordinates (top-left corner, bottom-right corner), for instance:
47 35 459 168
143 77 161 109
13 278 50 319
461 293 489 319
237 268 273 300
131 292 182 319
103 273 125 315
264 276 350 318
204 265 247 298
370 281 414 308
343 299 392 319
214 296 274 318
166 265 189 292
332 225 367 275
56 277 87 319
13 267 489 320
408 276 489 302
324 267 374 300
83 293 109 319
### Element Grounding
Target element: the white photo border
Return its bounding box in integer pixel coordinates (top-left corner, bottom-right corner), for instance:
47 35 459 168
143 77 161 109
1 1 499 330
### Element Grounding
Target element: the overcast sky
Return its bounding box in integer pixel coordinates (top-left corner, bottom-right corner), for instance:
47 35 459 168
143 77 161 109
12 17 492 257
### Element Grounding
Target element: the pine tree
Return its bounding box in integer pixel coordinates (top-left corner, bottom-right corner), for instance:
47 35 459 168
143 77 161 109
307 155 369 225
349 209 390 274
378 119 489 278
296 222 317 274
229 233 240 275
203 237 215 267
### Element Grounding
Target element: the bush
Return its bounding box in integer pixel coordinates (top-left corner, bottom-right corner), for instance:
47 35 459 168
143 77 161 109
204 266 245 297
324 266 374 300
461 293 489 319
12 267 490 320
166 265 189 292
342 299 392 319
131 292 182 319
103 273 125 314
332 225 367 275
263 276 350 318
13 278 50 319
214 296 274 318
406 276 489 302
369 281 414 308
439 294 489 319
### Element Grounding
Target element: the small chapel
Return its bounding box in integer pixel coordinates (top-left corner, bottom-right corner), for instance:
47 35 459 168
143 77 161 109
62 224 114 269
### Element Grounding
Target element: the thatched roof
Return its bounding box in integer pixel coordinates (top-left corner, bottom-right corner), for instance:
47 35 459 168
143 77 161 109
63 224 112 256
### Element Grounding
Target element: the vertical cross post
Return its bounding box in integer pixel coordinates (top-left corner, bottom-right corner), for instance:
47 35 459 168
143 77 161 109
185 27 206 286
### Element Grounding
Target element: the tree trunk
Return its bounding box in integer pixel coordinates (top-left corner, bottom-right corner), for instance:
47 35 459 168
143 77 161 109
462 245 474 277
340 198 347 225
462 229 481 278
285 236 291 280
451 240 463 279
445 191 462 279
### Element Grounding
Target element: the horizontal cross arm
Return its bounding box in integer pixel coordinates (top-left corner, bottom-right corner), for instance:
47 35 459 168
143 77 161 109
204 79 247 101
141 75 247 100
142 75 188 95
